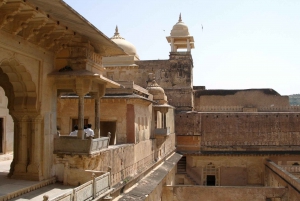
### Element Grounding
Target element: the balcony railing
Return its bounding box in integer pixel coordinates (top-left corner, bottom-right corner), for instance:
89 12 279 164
155 127 170 137
54 136 110 155
280 165 300 173
43 172 112 201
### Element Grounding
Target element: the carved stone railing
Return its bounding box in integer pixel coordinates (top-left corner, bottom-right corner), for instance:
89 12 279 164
265 159 300 192
280 165 300 173
110 134 175 186
155 127 170 137
43 172 112 201
54 136 109 155
259 106 300 112
198 106 244 112
198 105 300 112
111 153 155 186
88 51 102 65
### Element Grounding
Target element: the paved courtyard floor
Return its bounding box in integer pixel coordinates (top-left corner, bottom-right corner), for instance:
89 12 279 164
0 159 73 201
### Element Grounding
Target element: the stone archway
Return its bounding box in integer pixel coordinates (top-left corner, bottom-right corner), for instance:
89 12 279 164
0 59 37 111
0 58 42 180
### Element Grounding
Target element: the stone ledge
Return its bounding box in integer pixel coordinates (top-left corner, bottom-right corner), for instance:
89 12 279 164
117 152 182 201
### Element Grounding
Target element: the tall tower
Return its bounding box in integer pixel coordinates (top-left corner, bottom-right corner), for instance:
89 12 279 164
164 14 195 111
166 13 195 52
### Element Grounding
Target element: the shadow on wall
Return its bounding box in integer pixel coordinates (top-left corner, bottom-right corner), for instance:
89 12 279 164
100 121 116 145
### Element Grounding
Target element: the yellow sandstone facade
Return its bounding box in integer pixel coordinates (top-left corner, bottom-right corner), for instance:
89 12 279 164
0 1 299 201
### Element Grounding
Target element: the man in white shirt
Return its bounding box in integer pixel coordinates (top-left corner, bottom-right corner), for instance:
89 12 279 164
69 125 78 136
85 124 94 138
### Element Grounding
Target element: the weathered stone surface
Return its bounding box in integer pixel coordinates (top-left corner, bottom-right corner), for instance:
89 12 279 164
162 186 287 201
176 112 300 152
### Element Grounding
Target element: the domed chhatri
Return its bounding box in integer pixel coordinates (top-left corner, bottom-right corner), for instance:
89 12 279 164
111 26 139 58
146 73 168 104
170 13 190 37
166 13 194 52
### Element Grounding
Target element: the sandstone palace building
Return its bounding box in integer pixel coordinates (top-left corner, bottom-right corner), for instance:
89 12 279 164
0 1 299 201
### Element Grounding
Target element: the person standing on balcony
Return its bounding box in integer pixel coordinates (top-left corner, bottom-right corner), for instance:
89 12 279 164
86 124 94 138
69 125 78 136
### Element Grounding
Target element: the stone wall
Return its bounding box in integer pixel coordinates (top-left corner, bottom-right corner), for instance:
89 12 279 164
194 89 289 111
186 155 265 186
176 112 300 152
104 52 194 110
134 102 152 144
162 186 287 201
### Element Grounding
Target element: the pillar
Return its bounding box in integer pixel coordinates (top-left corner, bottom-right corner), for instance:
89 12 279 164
77 94 85 139
27 115 43 180
187 39 191 52
13 115 29 175
161 112 167 129
171 38 175 52
94 95 100 138
74 78 92 139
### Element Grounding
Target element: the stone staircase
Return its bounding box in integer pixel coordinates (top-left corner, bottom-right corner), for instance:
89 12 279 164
186 173 199 185
177 156 199 185
177 156 186 173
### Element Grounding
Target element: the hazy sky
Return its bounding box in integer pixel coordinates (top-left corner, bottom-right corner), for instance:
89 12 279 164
64 0 300 95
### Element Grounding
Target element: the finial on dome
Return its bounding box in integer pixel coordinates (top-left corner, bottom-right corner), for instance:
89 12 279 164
179 13 182 22
115 25 119 35
111 25 124 39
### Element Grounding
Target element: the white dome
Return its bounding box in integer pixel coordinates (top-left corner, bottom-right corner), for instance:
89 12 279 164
111 26 138 57
111 38 137 56
146 73 167 102
170 14 190 37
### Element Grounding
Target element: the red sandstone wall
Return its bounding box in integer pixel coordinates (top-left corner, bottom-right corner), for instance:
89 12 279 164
176 112 300 152
194 90 290 111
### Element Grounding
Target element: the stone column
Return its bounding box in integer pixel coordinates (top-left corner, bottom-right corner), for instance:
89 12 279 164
77 94 85 139
27 115 43 180
171 38 175 52
94 84 106 138
94 95 100 138
160 108 168 129
11 114 29 179
187 39 191 52
74 78 92 139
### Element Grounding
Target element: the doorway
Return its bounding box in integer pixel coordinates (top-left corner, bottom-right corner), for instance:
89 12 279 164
100 121 116 145
206 175 216 186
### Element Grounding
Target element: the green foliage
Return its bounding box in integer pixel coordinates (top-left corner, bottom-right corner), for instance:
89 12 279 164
289 94 300 105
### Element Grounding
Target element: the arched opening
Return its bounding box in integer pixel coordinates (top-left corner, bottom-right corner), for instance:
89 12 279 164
0 58 40 180
0 86 14 155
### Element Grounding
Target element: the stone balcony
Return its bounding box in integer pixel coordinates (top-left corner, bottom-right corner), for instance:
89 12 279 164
155 127 170 138
54 136 110 155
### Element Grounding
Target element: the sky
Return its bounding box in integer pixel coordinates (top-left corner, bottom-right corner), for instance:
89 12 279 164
64 0 300 95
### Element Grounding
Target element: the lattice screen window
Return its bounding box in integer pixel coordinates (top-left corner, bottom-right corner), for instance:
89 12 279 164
107 72 114 80
203 163 220 186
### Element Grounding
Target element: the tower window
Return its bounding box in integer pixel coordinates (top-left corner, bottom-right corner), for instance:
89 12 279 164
178 70 183 77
